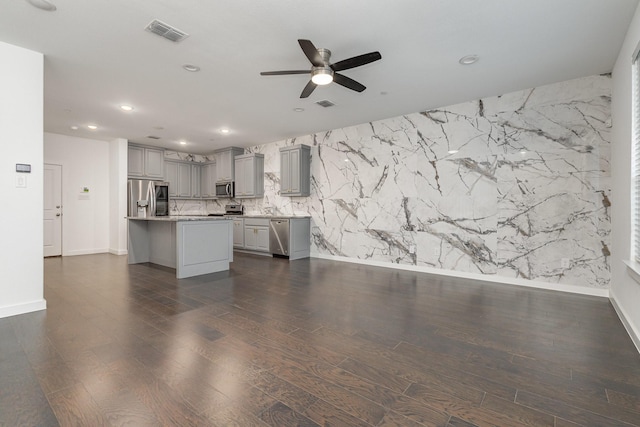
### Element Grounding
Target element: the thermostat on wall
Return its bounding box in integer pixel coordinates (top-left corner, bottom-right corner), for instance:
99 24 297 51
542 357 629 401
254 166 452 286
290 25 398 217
16 163 31 173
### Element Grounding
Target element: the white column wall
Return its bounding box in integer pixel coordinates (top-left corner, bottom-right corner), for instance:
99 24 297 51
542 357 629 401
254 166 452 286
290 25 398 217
611 1 640 351
0 42 46 318
109 138 128 255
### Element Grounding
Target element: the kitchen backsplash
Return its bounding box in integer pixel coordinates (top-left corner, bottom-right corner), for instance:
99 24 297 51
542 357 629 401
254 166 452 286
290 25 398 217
170 74 611 289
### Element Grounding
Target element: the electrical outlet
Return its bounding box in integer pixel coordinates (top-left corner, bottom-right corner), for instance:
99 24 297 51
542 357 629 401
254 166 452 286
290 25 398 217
561 258 570 268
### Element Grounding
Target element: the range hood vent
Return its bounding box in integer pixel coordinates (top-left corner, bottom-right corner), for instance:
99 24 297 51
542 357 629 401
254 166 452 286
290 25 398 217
145 19 189 43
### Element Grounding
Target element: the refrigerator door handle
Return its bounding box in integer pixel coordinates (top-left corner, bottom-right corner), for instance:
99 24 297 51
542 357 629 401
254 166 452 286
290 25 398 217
148 182 156 216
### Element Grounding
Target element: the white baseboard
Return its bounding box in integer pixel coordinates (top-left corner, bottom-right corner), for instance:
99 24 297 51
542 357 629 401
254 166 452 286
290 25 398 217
310 252 609 298
0 299 47 319
63 248 109 256
109 248 128 256
609 291 640 354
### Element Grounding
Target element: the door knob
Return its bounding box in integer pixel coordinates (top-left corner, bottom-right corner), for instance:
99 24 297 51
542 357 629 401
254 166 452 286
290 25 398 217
56 213 61 217
56 205 61 208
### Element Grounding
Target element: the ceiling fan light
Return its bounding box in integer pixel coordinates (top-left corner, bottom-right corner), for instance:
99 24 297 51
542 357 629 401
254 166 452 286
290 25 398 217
311 68 333 85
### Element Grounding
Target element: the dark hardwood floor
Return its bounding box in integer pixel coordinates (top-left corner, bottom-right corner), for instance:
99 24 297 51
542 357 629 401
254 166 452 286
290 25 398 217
1 253 640 426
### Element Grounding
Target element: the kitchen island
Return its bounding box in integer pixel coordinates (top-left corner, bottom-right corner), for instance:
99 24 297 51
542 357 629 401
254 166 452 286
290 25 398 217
127 216 233 278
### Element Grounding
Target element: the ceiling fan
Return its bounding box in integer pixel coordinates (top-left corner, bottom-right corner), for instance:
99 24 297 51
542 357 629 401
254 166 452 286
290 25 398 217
260 39 382 98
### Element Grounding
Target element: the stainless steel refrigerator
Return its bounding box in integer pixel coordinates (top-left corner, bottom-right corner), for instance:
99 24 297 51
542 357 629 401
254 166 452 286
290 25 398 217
127 179 169 217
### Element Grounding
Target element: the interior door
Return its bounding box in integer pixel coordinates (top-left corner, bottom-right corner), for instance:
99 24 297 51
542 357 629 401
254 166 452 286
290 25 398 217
44 163 62 257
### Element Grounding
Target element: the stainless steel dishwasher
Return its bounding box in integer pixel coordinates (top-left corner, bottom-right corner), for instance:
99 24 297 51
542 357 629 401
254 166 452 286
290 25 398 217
269 218 289 256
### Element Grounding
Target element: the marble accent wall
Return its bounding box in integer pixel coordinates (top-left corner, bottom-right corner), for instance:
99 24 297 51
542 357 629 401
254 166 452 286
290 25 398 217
240 75 612 289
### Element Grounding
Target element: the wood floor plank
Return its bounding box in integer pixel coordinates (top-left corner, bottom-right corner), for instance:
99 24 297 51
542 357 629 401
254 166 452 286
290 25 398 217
259 401 321 427
338 357 413 395
377 409 433 427
302 398 375 427
253 370 320 413
47 383 109 426
1 252 635 426
607 388 640 413
516 389 639 427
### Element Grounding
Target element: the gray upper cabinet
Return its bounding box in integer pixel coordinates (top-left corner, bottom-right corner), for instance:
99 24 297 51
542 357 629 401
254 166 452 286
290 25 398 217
214 147 244 182
165 160 204 199
235 153 264 199
280 145 310 196
200 162 217 198
190 164 201 198
128 145 164 179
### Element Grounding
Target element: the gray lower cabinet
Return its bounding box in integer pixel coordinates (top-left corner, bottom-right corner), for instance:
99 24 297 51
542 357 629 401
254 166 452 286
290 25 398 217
280 145 310 197
128 145 164 179
243 218 269 252
289 217 311 260
233 218 244 248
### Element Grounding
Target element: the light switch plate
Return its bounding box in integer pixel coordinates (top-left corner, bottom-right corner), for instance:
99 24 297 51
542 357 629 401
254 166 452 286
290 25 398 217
16 174 27 188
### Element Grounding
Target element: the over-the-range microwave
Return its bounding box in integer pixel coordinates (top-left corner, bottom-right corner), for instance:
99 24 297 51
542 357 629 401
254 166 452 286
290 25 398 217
215 181 234 198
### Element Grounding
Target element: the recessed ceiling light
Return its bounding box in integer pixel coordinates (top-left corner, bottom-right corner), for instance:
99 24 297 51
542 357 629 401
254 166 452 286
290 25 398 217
183 64 200 72
293 108 304 112
220 128 230 134
120 105 134 111
87 125 98 130
26 0 56 11
459 55 479 65
70 126 78 130
179 141 187 145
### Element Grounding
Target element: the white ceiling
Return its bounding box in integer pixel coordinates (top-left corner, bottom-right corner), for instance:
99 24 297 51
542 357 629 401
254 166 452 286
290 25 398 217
1 0 638 154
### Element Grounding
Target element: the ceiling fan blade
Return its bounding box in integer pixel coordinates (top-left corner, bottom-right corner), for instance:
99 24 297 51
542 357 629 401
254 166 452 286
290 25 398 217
260 70 309 76
333 73 366 92
331 51 381 72
300 80 317 98
298 39 324 67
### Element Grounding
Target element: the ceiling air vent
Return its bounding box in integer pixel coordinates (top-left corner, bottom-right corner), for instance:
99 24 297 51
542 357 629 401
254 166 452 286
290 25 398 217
146 135 161 140
316 100 335 108
145 19 189 43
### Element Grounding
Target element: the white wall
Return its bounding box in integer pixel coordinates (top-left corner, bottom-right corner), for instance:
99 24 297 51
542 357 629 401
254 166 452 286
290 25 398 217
109 138 128 255
0 42 46 318
611 2 640 351
44 132 110 256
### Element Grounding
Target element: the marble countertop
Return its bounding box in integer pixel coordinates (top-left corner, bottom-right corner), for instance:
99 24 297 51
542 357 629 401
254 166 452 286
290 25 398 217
205 214 311 219
127 216 233 221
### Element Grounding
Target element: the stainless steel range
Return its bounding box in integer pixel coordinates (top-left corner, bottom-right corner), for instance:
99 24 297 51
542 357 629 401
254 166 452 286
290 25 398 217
208 204 244 217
